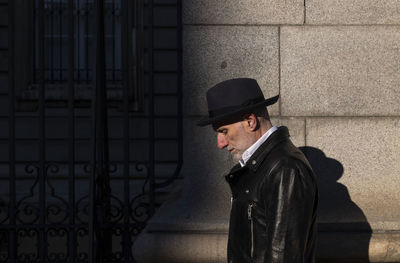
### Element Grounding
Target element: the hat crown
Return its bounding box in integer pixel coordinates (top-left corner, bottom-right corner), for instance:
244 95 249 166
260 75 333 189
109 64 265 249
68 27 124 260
206 78 264 112
197 78 279 126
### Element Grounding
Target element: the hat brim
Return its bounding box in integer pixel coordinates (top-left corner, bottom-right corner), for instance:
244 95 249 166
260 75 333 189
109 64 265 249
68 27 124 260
197 95 279 126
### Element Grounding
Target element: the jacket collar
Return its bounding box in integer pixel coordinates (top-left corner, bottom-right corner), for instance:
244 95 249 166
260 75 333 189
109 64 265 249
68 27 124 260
224 126 290 183
247 126 290 172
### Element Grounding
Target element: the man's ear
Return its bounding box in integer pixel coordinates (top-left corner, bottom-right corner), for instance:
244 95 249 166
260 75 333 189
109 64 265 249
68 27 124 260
243 113 258 131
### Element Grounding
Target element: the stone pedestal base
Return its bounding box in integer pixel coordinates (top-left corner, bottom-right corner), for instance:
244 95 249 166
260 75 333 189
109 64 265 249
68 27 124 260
134 228 400 263
133 230 227 263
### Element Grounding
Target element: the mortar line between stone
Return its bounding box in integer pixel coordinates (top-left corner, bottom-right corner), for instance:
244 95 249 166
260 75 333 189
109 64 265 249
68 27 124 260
184 23 400 27
304 0 307 24
304 118 307 146
188 115 400 119
183 24 300 27
278 26 281 117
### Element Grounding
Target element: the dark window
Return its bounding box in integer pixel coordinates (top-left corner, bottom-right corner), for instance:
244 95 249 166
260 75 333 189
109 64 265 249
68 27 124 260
14 0 156 109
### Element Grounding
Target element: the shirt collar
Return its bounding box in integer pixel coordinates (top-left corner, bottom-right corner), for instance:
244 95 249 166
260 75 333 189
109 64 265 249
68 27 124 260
239 126 278 167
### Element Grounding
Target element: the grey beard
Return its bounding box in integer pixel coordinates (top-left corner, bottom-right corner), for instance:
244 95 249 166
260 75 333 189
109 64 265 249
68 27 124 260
228 151 242 163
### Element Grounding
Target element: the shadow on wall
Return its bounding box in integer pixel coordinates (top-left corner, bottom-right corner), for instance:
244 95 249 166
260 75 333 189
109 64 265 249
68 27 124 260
300 147 372 263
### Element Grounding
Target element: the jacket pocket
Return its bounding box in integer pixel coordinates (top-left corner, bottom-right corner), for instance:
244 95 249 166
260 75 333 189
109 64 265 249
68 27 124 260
247 202 255 259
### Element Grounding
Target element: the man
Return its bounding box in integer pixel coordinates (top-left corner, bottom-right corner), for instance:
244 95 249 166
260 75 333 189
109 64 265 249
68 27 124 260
197 78 318 263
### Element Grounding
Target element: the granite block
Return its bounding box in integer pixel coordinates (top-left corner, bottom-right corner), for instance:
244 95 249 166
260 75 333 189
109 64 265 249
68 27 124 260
281 26 400 116
183 0 304 25
307 0 400 24
183 26 279 117
306 117 400 230
271 117 305 147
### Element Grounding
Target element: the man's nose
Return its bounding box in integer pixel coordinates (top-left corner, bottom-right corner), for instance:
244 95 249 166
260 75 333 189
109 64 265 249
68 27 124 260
217 133 228 149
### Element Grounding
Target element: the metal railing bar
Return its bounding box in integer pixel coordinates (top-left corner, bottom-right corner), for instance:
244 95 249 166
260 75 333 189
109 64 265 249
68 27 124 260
112 0 116 83
146 70 179 73
0 224 110 229
0 106 180 116
176 0 183 184
5 69 179 84
67 0 76 261
136 0 145 112
146 3 178 7
77 0 81 83
59 0 63 82
20 85 181 93
0 113 182 118
145 48 179 51
120 0 132 260
0 137 181 142
148 0 156 217
38 0 47 260
93 1 111 261
0 160 180 165
88 0 96 259
85 0 89 83
0 222 148 230
144 25 177 29
50 0 54 83
0 175 184 180
8 0 17 261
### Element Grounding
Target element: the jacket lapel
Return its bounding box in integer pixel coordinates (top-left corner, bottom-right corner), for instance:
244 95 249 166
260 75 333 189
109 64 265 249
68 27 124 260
248 126 290 172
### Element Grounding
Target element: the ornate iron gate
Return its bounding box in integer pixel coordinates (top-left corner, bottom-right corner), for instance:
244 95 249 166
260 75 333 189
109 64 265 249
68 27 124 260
0 0 182 262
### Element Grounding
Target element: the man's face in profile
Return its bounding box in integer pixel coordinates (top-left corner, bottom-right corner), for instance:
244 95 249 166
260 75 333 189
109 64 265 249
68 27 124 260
213 120 254 162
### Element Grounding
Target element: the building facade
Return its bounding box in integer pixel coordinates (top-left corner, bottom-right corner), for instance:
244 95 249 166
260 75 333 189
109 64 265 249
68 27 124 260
134 0 400 262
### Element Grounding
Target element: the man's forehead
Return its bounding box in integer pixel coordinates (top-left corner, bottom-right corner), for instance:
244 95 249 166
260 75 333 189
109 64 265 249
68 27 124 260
212 121 239 131
211 113 255 131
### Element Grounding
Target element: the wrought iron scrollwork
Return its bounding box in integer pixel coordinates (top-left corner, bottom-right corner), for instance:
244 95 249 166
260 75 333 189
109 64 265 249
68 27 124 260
0 195 8 224
107 195 124 223
15 163 71 225
76 194 90 224
16 164 40 224
45 163 69 224
130 193 151 225
106 228 124 261
47 228 68 261
76 164 93 224
130 162 151 226
17 228 39 262
4 0 183 262
76 228 89 261
0 230 8 262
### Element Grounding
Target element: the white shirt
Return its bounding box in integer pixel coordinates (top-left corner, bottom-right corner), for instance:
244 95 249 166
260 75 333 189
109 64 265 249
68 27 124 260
239 126 278 167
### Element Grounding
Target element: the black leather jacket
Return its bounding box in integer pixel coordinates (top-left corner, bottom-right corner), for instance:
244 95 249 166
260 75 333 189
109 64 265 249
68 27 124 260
225 126 318 263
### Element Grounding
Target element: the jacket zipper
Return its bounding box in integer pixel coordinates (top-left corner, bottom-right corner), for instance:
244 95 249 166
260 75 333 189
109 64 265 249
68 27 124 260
248 203 254 259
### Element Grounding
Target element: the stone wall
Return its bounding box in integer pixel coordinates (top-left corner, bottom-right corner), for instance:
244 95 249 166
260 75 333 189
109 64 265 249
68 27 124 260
134 0 400 262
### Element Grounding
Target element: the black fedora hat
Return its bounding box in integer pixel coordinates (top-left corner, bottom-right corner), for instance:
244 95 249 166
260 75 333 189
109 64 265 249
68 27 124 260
197 78 279 126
